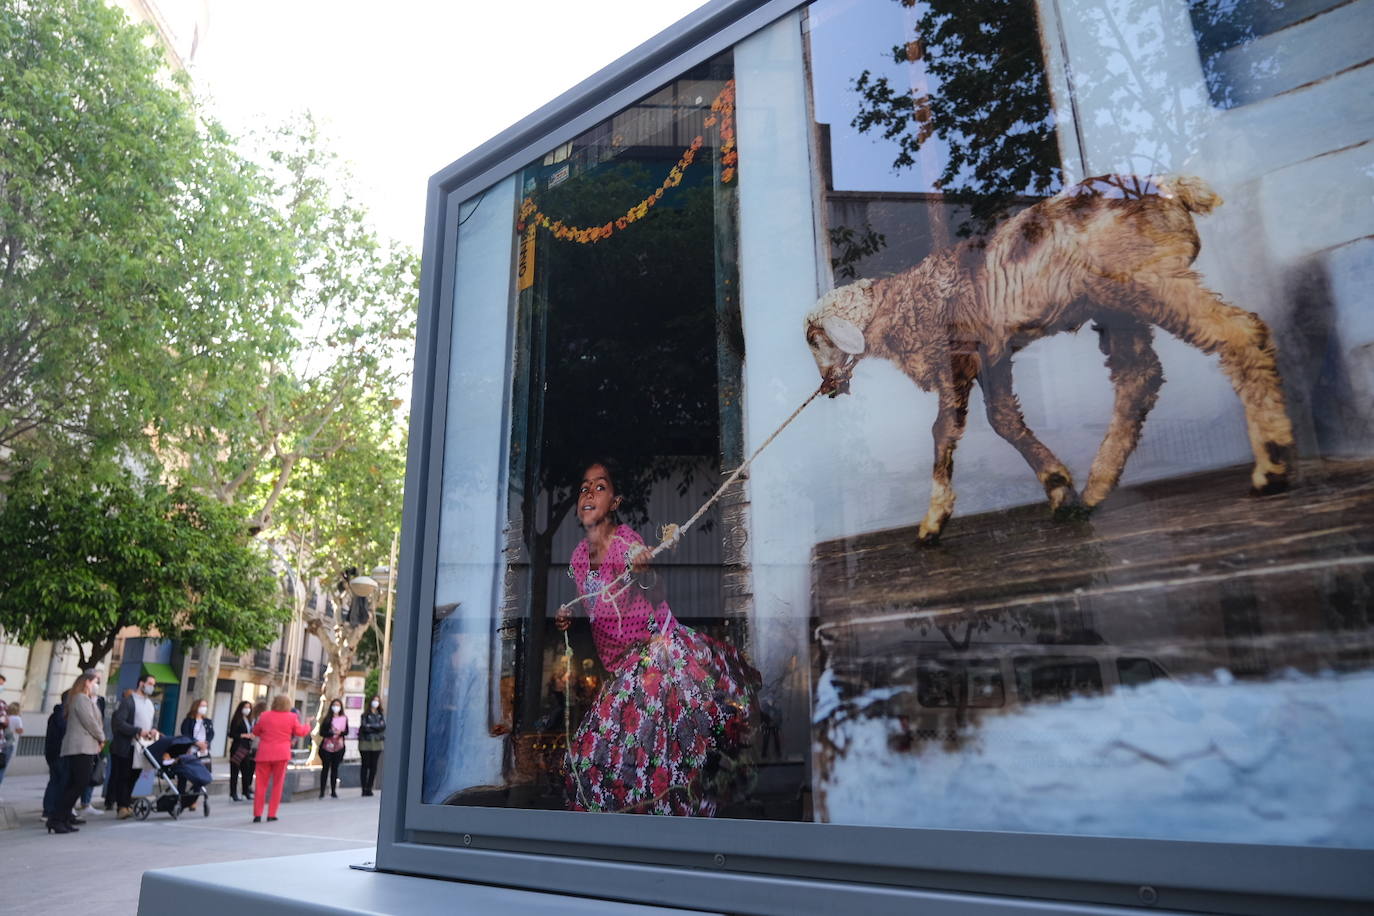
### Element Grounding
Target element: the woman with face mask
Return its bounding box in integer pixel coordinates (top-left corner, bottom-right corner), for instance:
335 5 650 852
357 696 385 797
227 701 256 802
317 698 348 798
51 672 104 834
178 699 215 809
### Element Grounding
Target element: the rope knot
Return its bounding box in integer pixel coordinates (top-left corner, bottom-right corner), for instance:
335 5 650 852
656 523 681 553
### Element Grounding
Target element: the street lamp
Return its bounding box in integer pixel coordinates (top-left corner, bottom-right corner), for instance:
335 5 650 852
371 561 396 707
347 575 378 599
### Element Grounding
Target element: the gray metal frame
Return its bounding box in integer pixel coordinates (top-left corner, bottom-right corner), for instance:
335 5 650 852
375 1 1374 912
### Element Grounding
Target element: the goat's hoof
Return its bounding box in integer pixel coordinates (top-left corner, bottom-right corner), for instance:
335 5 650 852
1251 473 1290 497
916 528 943 548
1052 501 1093 522
1048 486 1090 521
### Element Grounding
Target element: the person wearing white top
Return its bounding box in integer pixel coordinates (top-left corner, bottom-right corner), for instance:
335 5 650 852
110 674 160 819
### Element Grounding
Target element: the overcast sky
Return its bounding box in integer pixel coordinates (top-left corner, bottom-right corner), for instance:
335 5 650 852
193 0 713 249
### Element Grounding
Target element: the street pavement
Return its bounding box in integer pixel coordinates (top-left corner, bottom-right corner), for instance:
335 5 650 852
0 767 379 914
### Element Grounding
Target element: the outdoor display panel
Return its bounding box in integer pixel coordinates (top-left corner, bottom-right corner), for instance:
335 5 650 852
378 0 1374 912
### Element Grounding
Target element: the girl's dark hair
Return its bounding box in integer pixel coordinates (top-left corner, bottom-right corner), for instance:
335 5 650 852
580 457 622 494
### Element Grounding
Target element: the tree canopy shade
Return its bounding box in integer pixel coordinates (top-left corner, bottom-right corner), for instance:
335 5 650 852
0 467 287 669
0 0 293 462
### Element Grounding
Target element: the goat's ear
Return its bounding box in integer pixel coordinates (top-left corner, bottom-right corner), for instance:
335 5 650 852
820 315 865 355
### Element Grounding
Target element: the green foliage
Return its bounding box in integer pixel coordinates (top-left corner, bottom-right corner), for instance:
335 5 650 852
850 0 1063 235
0 464 288 668
363 668 380 703
275 398 405 591
168 115 418 534
0 1 414 684
0 0 293 461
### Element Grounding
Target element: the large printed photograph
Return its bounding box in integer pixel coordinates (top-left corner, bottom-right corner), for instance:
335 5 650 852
422 0 1374 845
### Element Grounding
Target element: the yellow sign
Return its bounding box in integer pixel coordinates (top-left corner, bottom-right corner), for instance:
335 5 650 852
517 221 536 291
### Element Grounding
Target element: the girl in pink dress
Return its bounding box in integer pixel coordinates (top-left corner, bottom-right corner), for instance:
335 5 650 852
555 460 760 816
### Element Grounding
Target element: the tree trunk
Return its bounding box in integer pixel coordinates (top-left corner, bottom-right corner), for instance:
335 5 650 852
196 643 223 714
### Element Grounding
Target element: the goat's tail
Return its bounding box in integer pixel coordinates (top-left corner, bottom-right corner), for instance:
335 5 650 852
1158 175 1222 214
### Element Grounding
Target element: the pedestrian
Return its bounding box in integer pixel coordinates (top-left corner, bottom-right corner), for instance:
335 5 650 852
227 700 256 802
357 695 385 797
110 674 159 819
41 699 67 823
0 702 15 794
316 698 347 799
50 672 104 835
0 701 19 793
250 694 311 823
73 669 106 817
179 698 214 796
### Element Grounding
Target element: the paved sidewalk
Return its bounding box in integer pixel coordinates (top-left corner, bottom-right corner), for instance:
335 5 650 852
0 769 380 915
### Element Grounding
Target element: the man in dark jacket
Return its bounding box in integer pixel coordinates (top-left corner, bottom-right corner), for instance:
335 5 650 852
110 674 158 818
41 702 67 822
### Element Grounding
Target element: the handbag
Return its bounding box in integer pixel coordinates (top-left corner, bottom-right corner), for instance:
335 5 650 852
89 753 107 787
230 743 254 766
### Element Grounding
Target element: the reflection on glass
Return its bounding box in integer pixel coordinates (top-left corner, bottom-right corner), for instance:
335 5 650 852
428 51 799 819
423 0 1374 853
805 0 1374 849
558 461 760 815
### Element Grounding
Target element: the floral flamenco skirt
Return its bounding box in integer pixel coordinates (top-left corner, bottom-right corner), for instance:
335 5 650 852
565 623 761 816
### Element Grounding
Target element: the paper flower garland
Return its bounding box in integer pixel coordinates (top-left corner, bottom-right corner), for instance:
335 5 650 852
517 81 737 245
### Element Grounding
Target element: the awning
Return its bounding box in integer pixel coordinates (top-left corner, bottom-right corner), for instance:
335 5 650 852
141 662 179 685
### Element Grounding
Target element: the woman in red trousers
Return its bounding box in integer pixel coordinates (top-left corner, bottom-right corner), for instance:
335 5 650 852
251 694 311 822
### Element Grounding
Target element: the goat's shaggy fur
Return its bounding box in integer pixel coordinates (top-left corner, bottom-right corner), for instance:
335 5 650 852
805 174 1295 543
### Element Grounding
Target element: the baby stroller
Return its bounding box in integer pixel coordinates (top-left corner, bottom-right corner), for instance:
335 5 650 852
131 734 211 820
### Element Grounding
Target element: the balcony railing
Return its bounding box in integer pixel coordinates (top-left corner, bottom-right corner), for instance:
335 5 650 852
253 649 271 669
274 652 286 673
299 658 314 680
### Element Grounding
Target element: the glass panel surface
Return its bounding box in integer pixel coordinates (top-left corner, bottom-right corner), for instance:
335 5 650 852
421 0 1374 852
424 50 808 818
804 0 1374 848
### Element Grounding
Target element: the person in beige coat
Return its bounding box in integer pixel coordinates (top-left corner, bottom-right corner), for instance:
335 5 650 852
51 672 105 835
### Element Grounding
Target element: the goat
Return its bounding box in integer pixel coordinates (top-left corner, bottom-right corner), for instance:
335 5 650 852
805 174 1295 544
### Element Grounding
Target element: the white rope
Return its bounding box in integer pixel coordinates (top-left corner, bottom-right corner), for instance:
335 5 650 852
557 383 824 618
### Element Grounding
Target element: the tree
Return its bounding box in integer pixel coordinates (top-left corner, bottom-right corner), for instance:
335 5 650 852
0 0 293 463
273 402 406 707
152 116 417 706
850 0 1063 235
0 464 287 669
168 115 418 536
